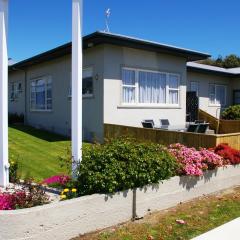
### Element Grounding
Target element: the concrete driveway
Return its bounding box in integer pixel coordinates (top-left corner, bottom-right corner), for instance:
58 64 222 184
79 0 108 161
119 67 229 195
192 218 240 240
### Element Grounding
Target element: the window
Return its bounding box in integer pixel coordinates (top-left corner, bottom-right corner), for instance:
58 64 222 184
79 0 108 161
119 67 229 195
233 90 240 105
209 84 226 106
69 68 94 98
30 76 52 111
10 82 22 101
122 69 136 103
190 81 199 96
122 68 180 105
83 68 93 96
169 74 180 104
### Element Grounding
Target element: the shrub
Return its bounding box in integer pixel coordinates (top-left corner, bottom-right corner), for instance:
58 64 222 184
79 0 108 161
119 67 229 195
169 144 224 176
76 138 178 195
169 144 207 176
42 175 71 188
9 160 19 183
8 113 24 124
221 105 240 120
199 148 224 170
214 144 240 165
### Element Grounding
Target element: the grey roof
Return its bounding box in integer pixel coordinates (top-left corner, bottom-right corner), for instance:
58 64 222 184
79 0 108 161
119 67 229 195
187 62 240 77
94 31 211 60
9 31 210 70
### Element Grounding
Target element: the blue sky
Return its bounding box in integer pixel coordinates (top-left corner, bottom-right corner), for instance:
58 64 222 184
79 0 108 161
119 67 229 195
8 0 240 62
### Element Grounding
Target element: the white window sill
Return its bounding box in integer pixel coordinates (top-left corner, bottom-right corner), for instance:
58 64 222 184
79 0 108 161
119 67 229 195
117 104 181 109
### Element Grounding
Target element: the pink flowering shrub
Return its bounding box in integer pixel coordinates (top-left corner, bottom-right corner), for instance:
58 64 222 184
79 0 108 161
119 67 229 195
0 181 49 210
0 193 17 210
169 144 206 176
168 144 224 176
199 148 223 169
42 175 71 187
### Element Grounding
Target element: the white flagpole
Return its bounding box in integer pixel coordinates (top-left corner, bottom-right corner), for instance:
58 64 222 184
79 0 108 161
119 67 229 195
72 0 82 177
0 0 9 187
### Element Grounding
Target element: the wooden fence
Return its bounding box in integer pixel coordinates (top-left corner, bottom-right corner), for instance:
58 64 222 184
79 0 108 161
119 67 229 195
198 109 240 134
104 124 240 150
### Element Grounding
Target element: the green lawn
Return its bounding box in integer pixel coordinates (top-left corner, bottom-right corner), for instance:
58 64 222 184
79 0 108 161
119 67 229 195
9 125 71 181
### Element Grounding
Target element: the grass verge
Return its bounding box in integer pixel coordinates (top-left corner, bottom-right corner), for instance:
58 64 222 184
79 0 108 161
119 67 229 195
74 187 240 240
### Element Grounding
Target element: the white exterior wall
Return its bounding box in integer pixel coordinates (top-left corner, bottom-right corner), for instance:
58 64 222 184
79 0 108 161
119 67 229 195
103 45 187 127
8 70 25 115
187 72 232 118
9 46 104 142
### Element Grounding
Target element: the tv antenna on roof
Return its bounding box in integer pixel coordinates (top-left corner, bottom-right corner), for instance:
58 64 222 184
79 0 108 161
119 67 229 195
104 8 111 32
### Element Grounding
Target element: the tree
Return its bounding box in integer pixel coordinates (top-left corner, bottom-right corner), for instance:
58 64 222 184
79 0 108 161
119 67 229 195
199 54 240 69
222 54 240 68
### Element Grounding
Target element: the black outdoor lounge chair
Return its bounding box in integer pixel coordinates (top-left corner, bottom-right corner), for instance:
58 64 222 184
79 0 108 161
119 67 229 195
187 123 199 133
160 119 170 129
142 121 154 129
197 123 209 133
195 120 205 124
144 119 155 127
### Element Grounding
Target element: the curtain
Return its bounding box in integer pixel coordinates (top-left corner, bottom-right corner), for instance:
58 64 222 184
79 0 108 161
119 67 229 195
138 71 166 104
169 90 178 104
46 79 52 109
169 74 179 104
122 69 135 103
123 87 135 103
35 80 45 109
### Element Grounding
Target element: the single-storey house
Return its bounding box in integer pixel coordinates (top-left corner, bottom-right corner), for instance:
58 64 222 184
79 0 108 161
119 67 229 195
8 31 240 142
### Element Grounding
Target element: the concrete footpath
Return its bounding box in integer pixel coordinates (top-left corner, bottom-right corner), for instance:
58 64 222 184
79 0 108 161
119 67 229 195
192 218 240 240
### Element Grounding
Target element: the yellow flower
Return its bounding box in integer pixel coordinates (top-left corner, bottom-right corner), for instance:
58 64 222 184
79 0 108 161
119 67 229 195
63 188 69 192
10 161 15 165
61 194 67 199
72 188 77 193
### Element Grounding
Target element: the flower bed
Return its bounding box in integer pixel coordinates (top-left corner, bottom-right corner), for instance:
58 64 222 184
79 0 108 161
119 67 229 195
0 181 50 210
1 138 240 239
41 140 240 200
3 138 240 211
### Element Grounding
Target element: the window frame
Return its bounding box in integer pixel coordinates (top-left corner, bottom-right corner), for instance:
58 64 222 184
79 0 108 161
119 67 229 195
209 84 227 107
10 81 22 102
30 75 53 112
190 81 199 96
121 67 181 107
233 90 240 105
68 67 94 99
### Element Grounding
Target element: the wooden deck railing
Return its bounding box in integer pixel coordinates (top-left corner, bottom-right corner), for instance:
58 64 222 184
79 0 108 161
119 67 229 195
198 109 240 134
104 123 240 150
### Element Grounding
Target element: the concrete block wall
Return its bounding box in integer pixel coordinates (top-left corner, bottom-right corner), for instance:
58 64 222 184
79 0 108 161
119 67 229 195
0 165 239 240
